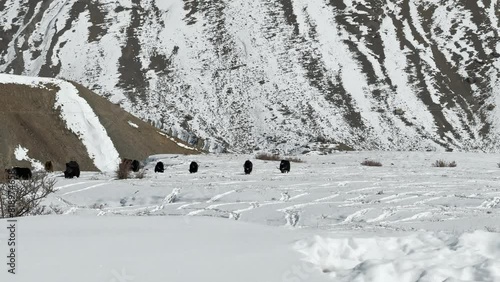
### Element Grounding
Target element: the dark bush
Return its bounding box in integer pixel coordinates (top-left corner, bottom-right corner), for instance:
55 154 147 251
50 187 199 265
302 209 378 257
361 160 382 167
432 160 457 167
116 160 131 179
255 153 304 163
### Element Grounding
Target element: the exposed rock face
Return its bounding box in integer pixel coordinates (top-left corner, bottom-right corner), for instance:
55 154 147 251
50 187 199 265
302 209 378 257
1 0 499 153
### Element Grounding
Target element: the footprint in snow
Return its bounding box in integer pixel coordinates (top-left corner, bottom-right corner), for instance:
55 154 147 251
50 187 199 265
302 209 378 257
285 210 300 227
280 192 290 202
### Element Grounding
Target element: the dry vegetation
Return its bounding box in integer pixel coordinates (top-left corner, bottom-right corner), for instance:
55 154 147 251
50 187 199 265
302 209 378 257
116 160 131 179
255 153 304 163
116 159 147 180
432 160 457 167
135 169 146 179
361 160 382 167
0 172 57 218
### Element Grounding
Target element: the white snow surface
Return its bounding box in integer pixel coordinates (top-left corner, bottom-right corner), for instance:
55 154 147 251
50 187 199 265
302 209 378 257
13 145 44 171
0 216 331 282
127 120 138 128
2 151 500 281
0 73 120 171
297 231 500 281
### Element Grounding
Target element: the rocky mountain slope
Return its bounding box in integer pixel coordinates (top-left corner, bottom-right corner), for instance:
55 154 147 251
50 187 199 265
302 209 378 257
1 0 499 153
0 74 199 172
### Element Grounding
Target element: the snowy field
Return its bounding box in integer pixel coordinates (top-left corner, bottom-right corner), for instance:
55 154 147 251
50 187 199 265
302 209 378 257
2 151 500 281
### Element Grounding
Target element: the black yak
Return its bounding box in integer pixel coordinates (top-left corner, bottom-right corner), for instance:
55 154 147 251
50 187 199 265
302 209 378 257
244 160 253 175
44 161 53 172
6 167 32 180
154 161 164 173
122 159 141 172
279 160 290 173
189 161 198 173
64 161 80 178
131 160 140 172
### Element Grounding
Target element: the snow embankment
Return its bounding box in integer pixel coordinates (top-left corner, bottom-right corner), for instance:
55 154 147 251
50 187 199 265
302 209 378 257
0 215 331 282
0 73 120 171
296 231 500 282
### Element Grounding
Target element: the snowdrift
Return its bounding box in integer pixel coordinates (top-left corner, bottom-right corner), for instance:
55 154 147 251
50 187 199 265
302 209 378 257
297 231 500 282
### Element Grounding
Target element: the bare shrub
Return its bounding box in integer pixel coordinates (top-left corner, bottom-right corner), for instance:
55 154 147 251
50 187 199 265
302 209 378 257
255 153 304 163
30 203 64 216
335 143 354 151
116 160 131 179
135 169 146 179
89 203 106 210
0 172 57 218
286 157 305 163
484 226 500 232
361 160 382 167
89 172 108 180
47 204 64 215
432 160 457 167
255 153 281 161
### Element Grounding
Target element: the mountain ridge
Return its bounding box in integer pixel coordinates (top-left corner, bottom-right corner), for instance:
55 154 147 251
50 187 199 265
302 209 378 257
1 0 499 153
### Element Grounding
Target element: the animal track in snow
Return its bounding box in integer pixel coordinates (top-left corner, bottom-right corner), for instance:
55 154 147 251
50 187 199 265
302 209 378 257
343 208 372 224
207 190 236 203
366 208 396 223
280 192 290 202
480 197 500 208
284 210 300 227
314 194 339 202
62 182 110 195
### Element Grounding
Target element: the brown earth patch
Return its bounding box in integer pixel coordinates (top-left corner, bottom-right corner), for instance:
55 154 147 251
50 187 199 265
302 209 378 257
0 83 97 171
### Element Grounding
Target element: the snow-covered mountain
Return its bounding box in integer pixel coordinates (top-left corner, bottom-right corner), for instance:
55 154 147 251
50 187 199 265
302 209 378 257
1 0 499 153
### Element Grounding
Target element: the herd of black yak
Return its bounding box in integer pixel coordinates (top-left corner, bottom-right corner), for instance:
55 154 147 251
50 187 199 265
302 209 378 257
4 160 80 180
154 159 291 174
4 159 292 180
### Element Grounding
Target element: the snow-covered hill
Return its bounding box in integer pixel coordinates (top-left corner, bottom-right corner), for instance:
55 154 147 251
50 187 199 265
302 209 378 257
1 0 500 153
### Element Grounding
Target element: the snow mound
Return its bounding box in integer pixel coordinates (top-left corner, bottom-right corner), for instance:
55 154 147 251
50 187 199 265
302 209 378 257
296 231 500 282
14 145 44 170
